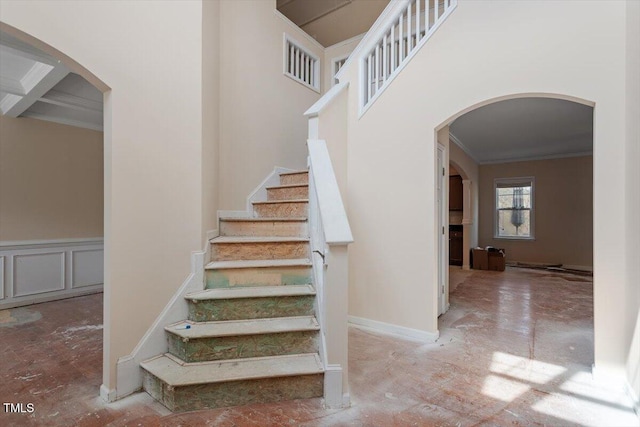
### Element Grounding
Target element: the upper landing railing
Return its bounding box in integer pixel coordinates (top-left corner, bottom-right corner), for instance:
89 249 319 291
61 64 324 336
335 0 457 115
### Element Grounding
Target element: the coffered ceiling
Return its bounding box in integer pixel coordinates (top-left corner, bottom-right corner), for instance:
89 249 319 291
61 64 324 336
0 30 103 132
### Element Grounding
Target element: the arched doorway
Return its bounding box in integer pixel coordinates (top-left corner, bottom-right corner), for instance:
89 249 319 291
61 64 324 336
435 93 596 392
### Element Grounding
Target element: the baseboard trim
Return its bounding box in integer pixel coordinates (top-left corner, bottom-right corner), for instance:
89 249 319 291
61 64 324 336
625 381 640 418
100 384 116 403
348 315 439 342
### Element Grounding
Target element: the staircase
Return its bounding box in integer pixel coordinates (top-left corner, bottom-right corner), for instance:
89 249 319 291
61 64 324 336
140 170 325 412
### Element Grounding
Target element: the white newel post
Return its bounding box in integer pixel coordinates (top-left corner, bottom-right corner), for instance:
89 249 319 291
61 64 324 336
323 243 350 408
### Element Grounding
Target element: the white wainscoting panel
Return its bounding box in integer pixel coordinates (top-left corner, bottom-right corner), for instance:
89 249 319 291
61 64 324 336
0 238 103 309
71 249 104 288
13 252 65 297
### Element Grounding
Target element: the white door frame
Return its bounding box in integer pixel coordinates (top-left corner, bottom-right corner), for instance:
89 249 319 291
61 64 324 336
437 143 449 315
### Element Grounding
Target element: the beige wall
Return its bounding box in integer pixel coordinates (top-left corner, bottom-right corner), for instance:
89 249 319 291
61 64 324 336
338 0 631 382
323 33 365 92
624 0 640 404
478 156 593 267
202 0 220 235
0 115 103 241
301 0 389 47
219 0 323 210
0 0 205 395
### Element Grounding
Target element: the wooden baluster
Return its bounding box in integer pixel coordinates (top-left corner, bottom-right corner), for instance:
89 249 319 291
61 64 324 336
383 34 388 83
399 12 404 62
368 53 373 101
391 23 396 72
375 44 380 90
416 0 421 43
407 3 412 53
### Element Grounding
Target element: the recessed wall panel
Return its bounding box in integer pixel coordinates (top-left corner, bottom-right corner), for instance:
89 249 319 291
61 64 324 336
13 252 65 297
71 249 104 288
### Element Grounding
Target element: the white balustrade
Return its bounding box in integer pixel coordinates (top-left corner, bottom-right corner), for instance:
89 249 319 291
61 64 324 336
360 0 457 110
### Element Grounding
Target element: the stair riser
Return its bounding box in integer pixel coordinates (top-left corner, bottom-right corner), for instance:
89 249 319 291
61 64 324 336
280 173 309 186
205 266 312 289
267 186 308 201
211 241 309 262
143 370 323 412
167 330 319 362
254 202 308 218
188 295 315 321
219 220 308 237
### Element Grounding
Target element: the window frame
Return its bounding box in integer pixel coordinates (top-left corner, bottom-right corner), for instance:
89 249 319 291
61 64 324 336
493 176 536 240
283 33 320 93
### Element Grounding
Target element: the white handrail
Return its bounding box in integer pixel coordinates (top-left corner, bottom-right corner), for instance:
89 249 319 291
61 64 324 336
308 139 353 245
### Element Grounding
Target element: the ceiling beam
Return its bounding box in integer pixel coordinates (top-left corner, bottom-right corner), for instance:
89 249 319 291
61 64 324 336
3 61 69 118
39 89 103 113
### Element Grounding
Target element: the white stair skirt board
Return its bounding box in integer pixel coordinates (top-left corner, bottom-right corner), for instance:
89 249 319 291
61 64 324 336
348 316 439 342
245 166 297 213
0 238 104 310
113 231 214 402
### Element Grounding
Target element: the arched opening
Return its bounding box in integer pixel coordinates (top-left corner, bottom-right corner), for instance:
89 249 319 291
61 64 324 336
0 22 110 419
435 93 598 419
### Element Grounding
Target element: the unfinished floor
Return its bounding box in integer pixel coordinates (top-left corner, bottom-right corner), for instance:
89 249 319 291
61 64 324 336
1 268 637 426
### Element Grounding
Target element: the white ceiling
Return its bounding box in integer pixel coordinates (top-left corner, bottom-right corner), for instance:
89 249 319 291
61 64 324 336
0 31 103 131
449 98 593 164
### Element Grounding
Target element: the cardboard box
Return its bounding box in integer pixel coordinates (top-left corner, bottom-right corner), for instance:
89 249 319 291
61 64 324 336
472 248 488 270
488 249 506 271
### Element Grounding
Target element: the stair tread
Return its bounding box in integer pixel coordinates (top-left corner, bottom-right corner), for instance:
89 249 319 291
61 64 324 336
186 284 316 300
279 170 308 176
205 258 312 270
141 353 323 386
266 184 309 190
165 316 320 338
211 236 309 243
252 199 308 205
219 217 307 222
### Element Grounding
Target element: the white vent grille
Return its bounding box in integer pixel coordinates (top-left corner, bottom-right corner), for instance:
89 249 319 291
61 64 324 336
284 34 320 92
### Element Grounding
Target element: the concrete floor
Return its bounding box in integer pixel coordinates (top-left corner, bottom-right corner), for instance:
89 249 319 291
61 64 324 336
1 267 638 426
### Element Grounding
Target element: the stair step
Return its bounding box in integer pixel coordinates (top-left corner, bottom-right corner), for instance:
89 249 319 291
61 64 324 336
279 170 309 186
187 284 316 300
253 199 308 218
166 316 319 338
165 316 320 362
205 258 312 270
210 236 309 262
141 353 323 412
219 217 308 238
266 184 309 201
186 285 316 321
204 259 313 289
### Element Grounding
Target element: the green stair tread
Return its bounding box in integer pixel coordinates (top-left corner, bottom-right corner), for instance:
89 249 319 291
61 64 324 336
205 258 312 270
186 284 315 301
141 353 323 386
165 316 320 339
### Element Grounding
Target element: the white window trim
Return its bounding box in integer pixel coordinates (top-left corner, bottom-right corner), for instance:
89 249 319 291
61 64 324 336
494 176 536 240
283 33 320 93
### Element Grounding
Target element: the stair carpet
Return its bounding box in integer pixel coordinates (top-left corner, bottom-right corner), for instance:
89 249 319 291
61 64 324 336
140 170 323 412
